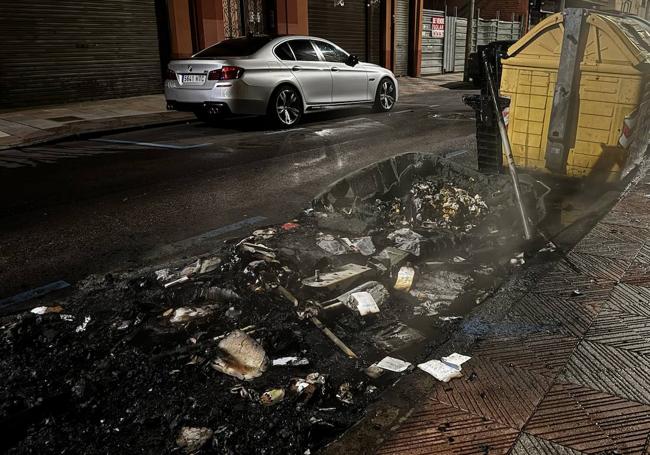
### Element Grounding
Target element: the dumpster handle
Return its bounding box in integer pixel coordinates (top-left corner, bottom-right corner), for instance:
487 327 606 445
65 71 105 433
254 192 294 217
482 50 533 241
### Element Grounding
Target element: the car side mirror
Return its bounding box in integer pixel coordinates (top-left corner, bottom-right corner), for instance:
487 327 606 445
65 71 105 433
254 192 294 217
346 55 359 67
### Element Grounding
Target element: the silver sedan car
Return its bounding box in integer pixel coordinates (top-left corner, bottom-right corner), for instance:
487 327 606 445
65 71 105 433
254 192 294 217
164 35 399 127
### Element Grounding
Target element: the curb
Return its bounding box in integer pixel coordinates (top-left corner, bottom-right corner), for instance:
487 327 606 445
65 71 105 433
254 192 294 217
0 112 196 150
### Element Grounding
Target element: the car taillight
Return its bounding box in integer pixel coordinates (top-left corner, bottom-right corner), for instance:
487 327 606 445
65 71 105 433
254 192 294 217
208 66 244 81
166 68 176 80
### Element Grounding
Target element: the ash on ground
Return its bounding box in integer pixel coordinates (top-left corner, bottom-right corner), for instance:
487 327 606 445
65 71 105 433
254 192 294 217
0 155 543 454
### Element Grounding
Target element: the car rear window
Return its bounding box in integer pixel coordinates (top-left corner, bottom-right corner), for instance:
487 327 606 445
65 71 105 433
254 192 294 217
288 40 320 61
274 42 295 61
193 36 273 58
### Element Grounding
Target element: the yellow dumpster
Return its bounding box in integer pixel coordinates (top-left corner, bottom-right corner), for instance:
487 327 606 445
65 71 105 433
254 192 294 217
500 9 650 181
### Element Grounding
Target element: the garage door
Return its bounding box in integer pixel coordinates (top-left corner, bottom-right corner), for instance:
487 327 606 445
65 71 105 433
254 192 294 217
393 0 410 76
308 0 381 64
0 0 163 108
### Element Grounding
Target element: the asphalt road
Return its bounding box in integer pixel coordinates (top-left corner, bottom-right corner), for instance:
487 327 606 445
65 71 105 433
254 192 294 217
0 87 478 298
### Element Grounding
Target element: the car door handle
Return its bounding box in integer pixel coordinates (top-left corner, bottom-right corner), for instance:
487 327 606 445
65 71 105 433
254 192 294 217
331 67 340 72
292 66 302 71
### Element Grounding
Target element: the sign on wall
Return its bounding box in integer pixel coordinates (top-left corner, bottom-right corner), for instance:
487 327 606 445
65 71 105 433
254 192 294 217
431 16 445 38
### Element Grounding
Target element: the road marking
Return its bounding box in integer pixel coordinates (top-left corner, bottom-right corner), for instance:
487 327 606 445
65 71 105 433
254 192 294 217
313 117 385 137
91 139 213 149
0 280 71 307
264 128 306 135
444 149 470 159
184 216 268 242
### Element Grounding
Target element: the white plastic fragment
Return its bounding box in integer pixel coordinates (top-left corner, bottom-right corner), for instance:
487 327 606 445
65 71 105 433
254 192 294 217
75 316 91 333
441 353 471 369
417 359 463 382
60 314 74 322
387 228 423 256
169 306 214 324
341 237 376 256
212 330 269 380
30 305 63 315
176 426 213 454
351 291 380 316
272 357 310 366
418 352 471 382
376 356 412 372
439 316 463 322
316 234 348 255
164 276 189 288
394 266 415 291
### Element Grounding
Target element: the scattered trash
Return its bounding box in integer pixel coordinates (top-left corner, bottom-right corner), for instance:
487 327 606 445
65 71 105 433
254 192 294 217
199 257 222 274
212 330 269 380
30 305 64 315
316 234 348 255
252 228 277 240
341 236 376 256
164 276 189 288
169 306 214 324
364 364 384 379
302 264 373 290
205 287 241 302
239 242 276 261
324 281 389 312
572 289 583 296
60 314 74 322
387 228 423 256
281 222 300 231
336 383 354 404
418 352 471 382
538 242 557 253
272 357 310 367
372 322 425 352
376 356 412 373
351 291 380 316
418 359 463 382
310 317 358 359
439 316 463 322
155 268 171 281
317 213 368 235
260 388 285 406
452 256 466 263
394 266 415 292
180 259 201 277
441 353 471 369
176 426 213 454
75 316 91 333
510 252 525 266
410 270 472 316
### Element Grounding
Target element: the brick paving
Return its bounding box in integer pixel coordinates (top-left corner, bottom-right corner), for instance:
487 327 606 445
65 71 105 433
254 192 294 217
374 169 650 454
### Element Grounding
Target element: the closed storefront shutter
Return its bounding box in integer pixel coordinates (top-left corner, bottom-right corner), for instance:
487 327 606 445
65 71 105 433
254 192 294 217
394 0 410 76
308 0 381 64
0 0 163 108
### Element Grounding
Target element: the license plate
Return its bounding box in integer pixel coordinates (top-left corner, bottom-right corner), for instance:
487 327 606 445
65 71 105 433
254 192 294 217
181 74 206 84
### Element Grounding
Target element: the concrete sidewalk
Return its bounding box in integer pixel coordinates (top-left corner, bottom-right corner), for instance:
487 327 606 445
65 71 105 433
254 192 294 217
0 95 193 150
325 162 650 454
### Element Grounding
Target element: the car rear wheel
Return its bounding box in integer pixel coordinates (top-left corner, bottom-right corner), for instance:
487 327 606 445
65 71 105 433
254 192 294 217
374 78 396 112
269 86 302 128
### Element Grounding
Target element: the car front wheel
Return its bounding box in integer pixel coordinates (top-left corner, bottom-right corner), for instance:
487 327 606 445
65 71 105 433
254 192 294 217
374 78 397 112
269 86 302 128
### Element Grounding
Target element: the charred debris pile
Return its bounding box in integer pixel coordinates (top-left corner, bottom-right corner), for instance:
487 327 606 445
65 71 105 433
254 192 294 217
1 154 546 454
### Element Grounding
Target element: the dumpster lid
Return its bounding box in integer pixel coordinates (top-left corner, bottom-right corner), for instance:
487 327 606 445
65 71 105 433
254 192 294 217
508 10 650 67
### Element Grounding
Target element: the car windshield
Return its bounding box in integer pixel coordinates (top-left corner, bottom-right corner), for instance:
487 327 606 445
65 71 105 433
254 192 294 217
192 36 273 58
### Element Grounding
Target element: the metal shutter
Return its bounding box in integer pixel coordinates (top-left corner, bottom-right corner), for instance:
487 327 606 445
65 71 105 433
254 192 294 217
0 0 163 109
420 9 444 75
394 0 410 76
308 0 367 61
368 1 382 65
